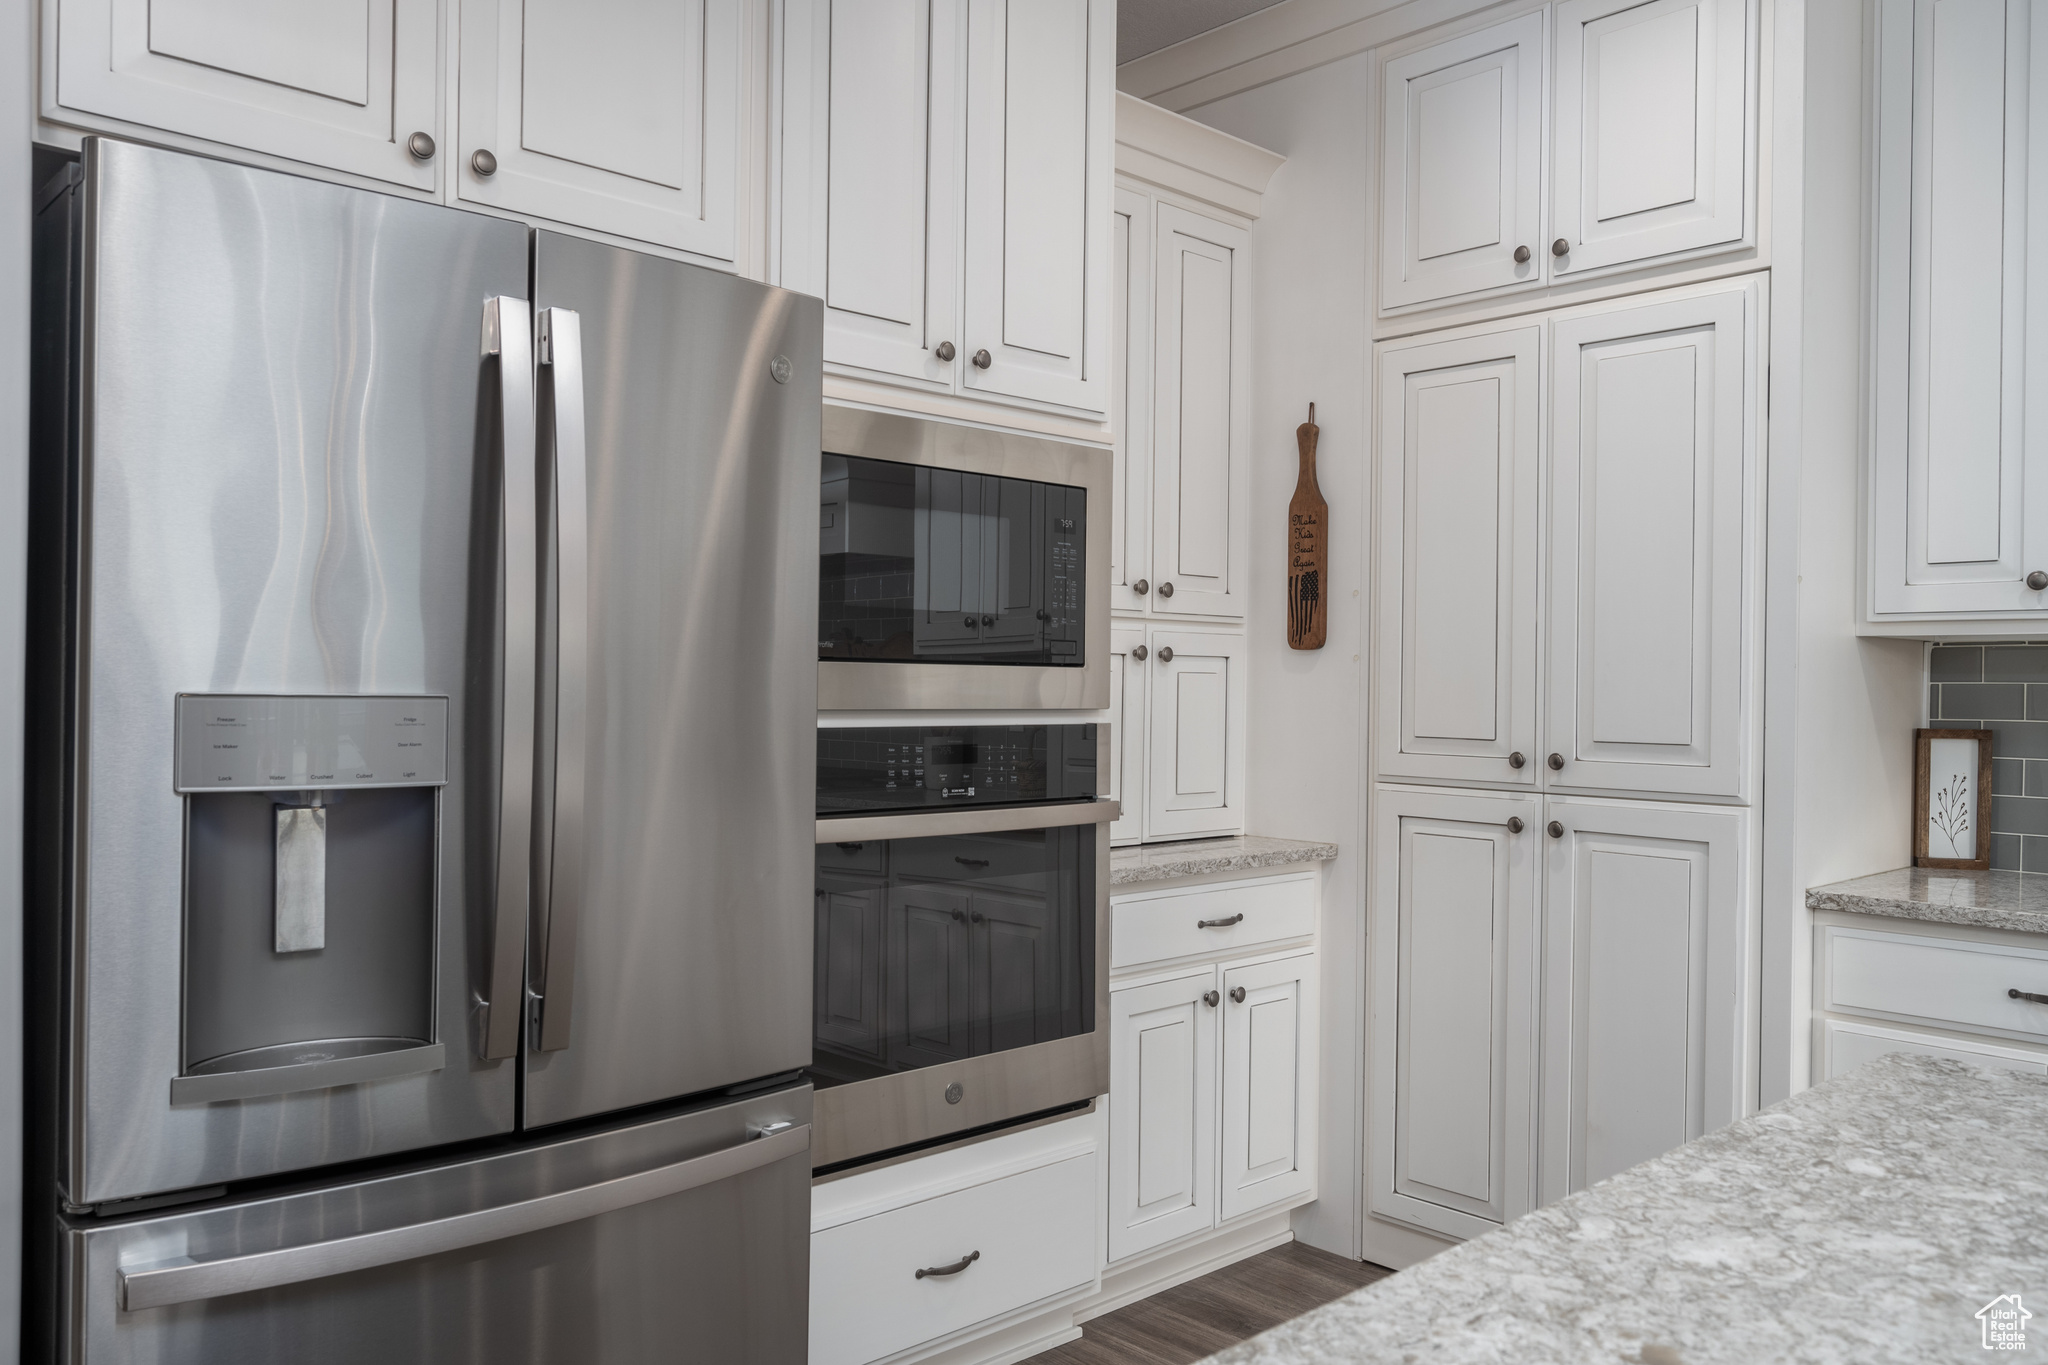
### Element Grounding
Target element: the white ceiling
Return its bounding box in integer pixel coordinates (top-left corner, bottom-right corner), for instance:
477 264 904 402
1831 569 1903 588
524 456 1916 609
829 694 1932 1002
1117 0 1287 65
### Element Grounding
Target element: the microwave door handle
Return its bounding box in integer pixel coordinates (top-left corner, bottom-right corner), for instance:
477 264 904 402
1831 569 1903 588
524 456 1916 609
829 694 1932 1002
116 1124 811 1311
535 307 589 1054
480 296 537 1062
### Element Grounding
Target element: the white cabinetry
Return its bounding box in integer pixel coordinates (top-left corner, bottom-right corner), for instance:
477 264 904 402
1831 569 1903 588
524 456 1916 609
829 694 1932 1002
1812 918 2048 1081
48 0 441 191
1866 0 2048 628
1376 0 1755 313
1218 953 1318 1221
1112 188 1155 612
1107 970 1217 1259
1144 630 1248 841
779 0 1115 418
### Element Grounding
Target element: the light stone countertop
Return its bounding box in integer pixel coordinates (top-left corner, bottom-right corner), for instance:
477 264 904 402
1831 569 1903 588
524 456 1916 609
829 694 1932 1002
1109 835 1336 887
1806 865 2048 935
1199 1053 2048 1365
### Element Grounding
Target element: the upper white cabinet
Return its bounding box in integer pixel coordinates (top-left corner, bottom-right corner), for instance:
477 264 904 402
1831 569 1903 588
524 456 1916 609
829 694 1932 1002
49 0 441 191
1112 188 1155 612
1375 0 1755 313
458 0 742 260
1379 11 1546 309
780 0 1115 417
1866 0 2048 628
1145 629 1248 841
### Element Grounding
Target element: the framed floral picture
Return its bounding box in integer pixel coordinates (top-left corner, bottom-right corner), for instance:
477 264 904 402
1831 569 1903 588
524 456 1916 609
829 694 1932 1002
1915 728 1993 870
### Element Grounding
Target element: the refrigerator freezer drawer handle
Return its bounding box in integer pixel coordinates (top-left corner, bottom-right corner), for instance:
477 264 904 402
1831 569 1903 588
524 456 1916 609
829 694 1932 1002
115 1123 811 1312
535 307 590 1055
481 295 538 1062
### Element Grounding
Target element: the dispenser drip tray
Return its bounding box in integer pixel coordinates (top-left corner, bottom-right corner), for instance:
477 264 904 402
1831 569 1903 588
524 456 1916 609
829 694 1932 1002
172 1037 445 1106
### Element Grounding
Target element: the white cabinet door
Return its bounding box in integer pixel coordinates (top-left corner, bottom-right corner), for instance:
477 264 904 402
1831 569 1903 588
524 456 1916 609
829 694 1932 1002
458 0 742 259
1822 1018 2048 1081
1108 970 1218 1262
1539 798 1745 1201
1379 12 1545 309
1869 0 2048 616
1112 186 1155 612
1108 625 1148 846
1370 786 1540 1242
1145 630 1247 840
1219 952 1319 1222
1551 0 1753 275
1546 282 1755 799
1150 205 1252 618
1375 327 1541 787
961 0 1114 414
780 0 961 383
53 0 440 190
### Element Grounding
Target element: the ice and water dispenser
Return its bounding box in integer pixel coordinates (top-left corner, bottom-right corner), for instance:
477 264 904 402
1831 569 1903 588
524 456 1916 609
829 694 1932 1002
172 695 449 1105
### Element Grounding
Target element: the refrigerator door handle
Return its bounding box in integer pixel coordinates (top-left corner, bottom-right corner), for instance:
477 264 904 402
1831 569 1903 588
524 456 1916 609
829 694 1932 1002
535 307 590 1053
115 1123 811 1312
480 295 538 1062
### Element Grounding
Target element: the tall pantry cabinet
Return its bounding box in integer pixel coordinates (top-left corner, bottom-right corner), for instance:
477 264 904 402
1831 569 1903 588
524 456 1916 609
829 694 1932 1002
1365 0 1765 1263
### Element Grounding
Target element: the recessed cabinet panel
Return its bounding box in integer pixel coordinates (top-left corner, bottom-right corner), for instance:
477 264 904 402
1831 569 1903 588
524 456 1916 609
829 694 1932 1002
1108 971 1217 1261
1380 12 1545 308
1540 798 1743 1202
458 0 740 259
962 0 1113 413
1146 631 1247 839
1108 625 1147 845
1375 328 1540 786
1112 189 1155 611
1152 206 1252 618
1220 952 1318 1221
1547 285 1753 798
54 0 439 189
1552 0 1751 274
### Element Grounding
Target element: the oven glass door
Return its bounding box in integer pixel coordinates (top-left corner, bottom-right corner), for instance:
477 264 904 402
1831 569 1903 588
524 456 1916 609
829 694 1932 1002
810 823 1096 1086
819 453 1086 666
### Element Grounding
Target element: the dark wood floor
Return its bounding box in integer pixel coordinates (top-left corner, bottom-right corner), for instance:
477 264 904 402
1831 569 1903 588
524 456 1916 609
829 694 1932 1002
1023 1242 1394 1365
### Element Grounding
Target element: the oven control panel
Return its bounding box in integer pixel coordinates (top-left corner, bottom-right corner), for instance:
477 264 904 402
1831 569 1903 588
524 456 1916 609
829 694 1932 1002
816 724 1097 815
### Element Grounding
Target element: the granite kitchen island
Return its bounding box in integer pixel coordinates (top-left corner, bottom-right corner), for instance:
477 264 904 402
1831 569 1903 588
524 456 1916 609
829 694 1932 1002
1202 1053 2047 1364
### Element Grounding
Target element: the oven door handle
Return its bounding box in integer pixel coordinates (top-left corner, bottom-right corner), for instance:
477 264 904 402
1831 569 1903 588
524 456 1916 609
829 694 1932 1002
816 798 1121 845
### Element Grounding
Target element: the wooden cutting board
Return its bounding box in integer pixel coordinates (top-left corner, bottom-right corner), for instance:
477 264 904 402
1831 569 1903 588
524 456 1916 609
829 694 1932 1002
1288 404 1328 650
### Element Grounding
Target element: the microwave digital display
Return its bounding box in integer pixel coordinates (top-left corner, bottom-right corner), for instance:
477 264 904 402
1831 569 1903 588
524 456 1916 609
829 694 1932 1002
815 724 1097 816
819 453 1086 666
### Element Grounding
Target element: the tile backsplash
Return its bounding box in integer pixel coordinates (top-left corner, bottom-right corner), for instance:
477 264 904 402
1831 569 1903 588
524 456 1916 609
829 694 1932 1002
1928 643 2048 871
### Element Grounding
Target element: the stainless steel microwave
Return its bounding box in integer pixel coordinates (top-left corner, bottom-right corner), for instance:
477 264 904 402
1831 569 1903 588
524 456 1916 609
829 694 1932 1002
818 408 1111 711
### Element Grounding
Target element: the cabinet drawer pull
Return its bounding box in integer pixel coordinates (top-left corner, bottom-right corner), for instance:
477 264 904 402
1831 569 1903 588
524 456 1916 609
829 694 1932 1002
1197 914 1245 929
1203 990 1220 1008
954 857 989 869
1229 986 1247 1004
915 1250 981 1280
2010 988 2048 1005
835 842 865 854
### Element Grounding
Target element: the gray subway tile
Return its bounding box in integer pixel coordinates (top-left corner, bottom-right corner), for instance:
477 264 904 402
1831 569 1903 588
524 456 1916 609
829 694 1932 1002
2024 836 2048 873
1991 832 2024 870
1996 758 2025 796
1993 794 2048 836
2027 760 2048 797
1989 646 2048 683
2028 684 2048 721
1995 721 2048 759
1941 683 2027 720
1931 645 1986 682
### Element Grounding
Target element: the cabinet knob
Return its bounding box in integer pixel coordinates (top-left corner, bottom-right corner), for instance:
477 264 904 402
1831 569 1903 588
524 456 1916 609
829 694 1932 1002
972 349 992 369
1132 644 1148 661
471 148 497 177
1133 578 1149 595
1552 238 1571 257
1508 751 1526 769
1506 816 1525 834
963 615 976 628
1514 245 1531 264
1157 646 1174 663
1547 752 1565 770
1548 820 1565 839
1203 989 1220 1008
1229 986 1247 1004
982 614 995 626
935 341 956 362
407 131 437 161
1158 581 1174 598
2029 571 2048 591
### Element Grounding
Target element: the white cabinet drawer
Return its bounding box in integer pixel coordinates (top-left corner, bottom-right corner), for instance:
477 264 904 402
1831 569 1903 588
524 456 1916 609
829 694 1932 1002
1822 1019 2048 1081
1823 926 2048 1044
810 1149 1098 1365
1112 874 1314 970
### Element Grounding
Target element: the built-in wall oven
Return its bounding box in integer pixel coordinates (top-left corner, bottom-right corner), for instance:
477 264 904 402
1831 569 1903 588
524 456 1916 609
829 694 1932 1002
810 722 1114 1169
818 408 1111 712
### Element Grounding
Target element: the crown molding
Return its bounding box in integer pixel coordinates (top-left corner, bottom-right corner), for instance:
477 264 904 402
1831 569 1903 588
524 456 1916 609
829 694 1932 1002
1115 91 1286 218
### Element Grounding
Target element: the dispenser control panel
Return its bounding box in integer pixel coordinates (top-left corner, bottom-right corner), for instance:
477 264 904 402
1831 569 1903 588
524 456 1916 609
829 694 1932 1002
174 694 449 792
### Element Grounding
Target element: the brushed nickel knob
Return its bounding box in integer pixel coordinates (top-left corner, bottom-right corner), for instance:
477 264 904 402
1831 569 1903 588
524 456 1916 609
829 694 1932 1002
1203 990 1220 1008
1548 820 1565 838
471 148 497 177
1507 816 1525 833
1157 646 1174 663
407 131 436 161
2029 571 2048 591
971 349 992 369
1133 578 1149 595
1514 245 1531 264
1552 238 1570 257
1158 581 1175 598
1229 986 1247 1003
1132 644 1148 662
1509 752 1526 769
1548 752 1565 770
935 341 956 361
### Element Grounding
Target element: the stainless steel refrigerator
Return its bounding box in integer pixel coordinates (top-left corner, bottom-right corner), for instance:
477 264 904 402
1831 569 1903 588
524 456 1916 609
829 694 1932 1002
26 138 821 1364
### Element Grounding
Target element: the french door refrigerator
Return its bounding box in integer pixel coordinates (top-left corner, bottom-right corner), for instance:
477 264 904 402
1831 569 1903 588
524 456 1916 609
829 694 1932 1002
26 138 821 1364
